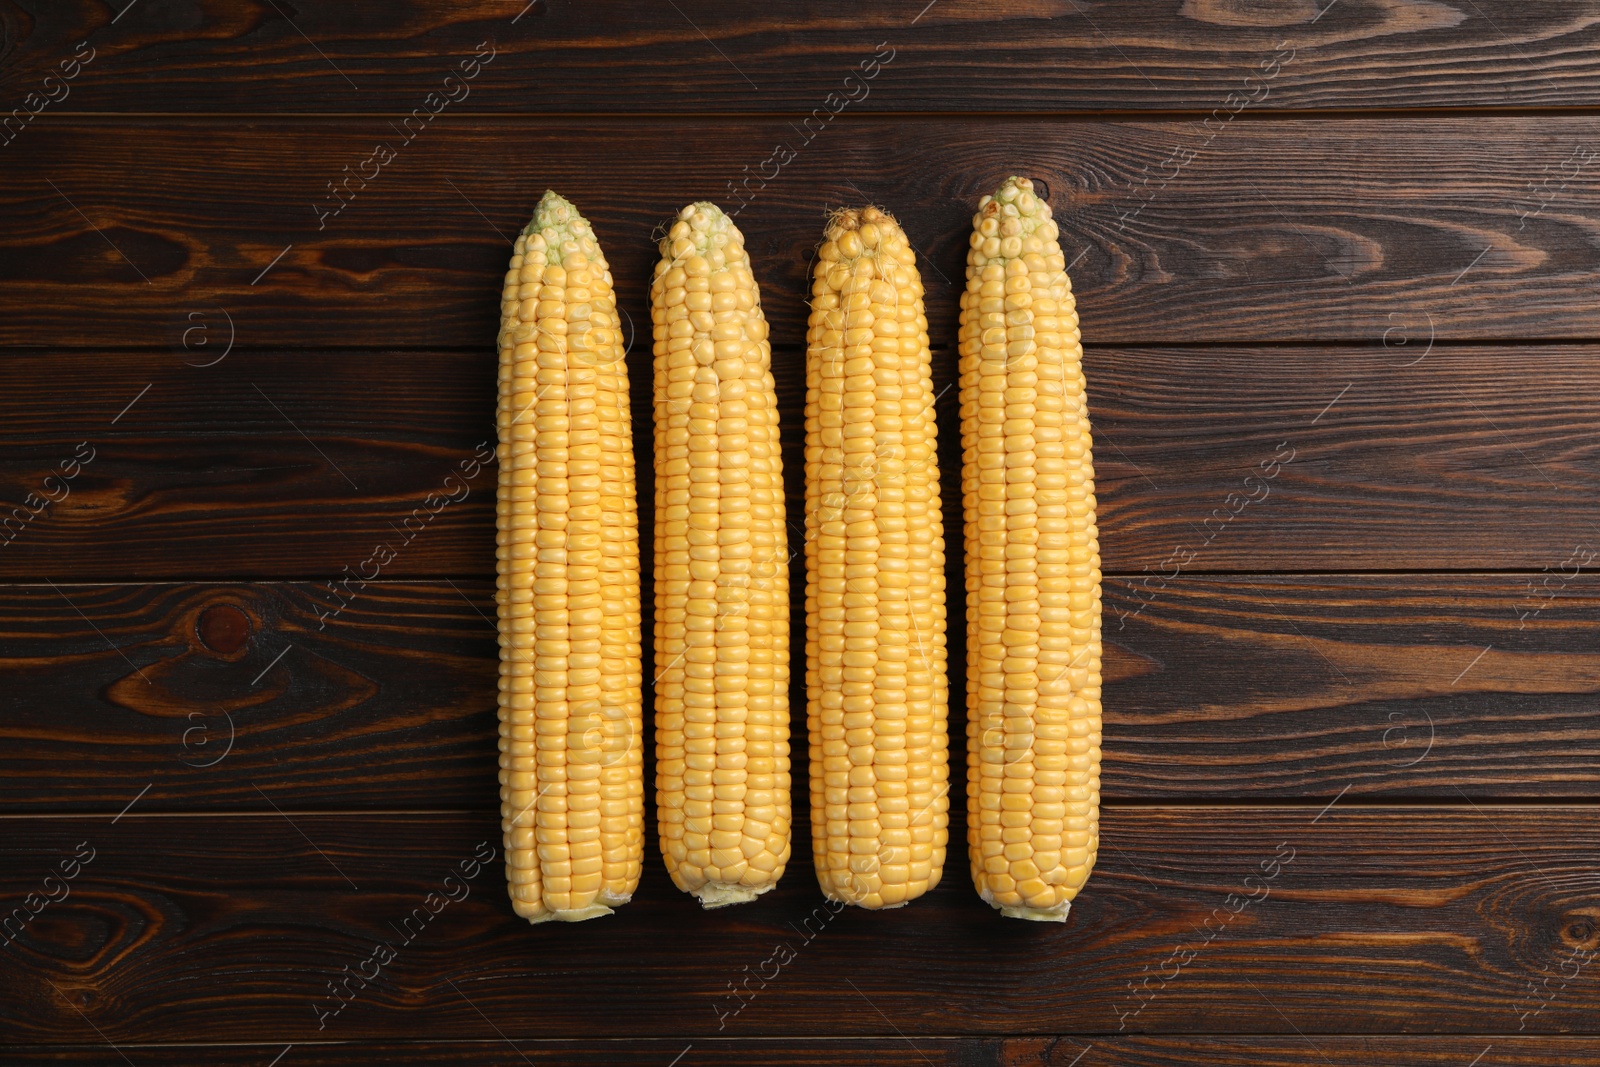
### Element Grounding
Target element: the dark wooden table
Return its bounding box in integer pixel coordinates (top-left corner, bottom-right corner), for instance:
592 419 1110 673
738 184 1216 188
4 3 1600 1063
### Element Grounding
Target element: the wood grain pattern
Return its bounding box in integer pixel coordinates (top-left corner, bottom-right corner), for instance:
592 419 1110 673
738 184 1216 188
5 576 1600 812
1090 344 1600 571
0 350 496 580
1023 1037 1600 1065
9 1035 1600 1065
0 582 495 813
6 345 1600 578
1107 574 1600 798
6 120 1600 350
1 809 1596 1041
0 1041 1001 1067
5 2 1600 114
5 5 1598 1057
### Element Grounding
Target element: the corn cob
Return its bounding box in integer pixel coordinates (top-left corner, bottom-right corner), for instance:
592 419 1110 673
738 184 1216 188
804 205 949 909
496 190 644 923
959 176 1100 921
651 202 793 908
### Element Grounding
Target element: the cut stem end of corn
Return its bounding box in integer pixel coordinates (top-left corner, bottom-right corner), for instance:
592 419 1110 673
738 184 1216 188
518 895 629 924
996 899 1070 922
692 882 776 909
982 882 1072 921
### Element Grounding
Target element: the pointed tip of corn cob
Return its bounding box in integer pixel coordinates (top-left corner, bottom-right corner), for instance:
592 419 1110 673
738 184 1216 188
524 188 582 237
824 202 891 231
978 175 1050 219
517 189 606 270
814 205 922 283
969 177 1062 271
656 200 744 264
818 203 905 260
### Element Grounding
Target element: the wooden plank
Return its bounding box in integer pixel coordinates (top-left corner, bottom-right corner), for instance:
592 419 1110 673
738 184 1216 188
9 1036 1600 1065
5 344 1599 578
6 119 1600 349
1 809 1596 1041
1106 574 1600 798
0 351 497 580
6 576 1600 812
1088 345 1600 572
1021 1037 1600 1065
0 1042 999 1066
6 2 1600 114
0 582 497 813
